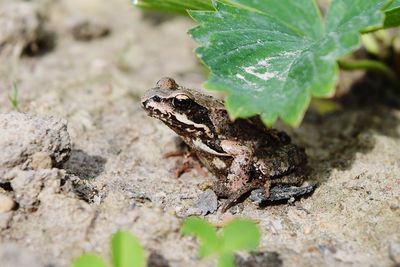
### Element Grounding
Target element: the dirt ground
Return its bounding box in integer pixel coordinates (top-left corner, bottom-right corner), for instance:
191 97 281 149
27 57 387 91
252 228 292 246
0 0 399 266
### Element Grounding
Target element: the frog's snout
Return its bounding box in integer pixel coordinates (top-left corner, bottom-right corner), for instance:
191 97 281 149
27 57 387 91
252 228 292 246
140 97 149 109
141 98 153 112
141 91 163 117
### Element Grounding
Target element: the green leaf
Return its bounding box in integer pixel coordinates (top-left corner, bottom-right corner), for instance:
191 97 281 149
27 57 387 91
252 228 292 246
181 217 220 257
132 0 214 14
221 219 260 252
71 254 107 267
217 253 235 267
111 231 145 267
189 0 389 126
384 0 400 27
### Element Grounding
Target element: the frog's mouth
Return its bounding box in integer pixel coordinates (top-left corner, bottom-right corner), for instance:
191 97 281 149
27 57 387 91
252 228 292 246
141 96 169 118
141 98 155 115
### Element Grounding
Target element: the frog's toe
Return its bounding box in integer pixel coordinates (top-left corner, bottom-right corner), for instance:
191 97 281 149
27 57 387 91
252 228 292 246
220 184 259 212
220 200 234 213
249 188 269 204
266 184 316 202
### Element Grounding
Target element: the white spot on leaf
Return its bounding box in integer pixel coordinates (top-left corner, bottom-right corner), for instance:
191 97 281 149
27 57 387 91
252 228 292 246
244 58 279 81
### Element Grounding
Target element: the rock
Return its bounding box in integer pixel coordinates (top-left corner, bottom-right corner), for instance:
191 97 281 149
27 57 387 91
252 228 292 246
0 212 12 230
389 241 400 265
31 152 53 170
0 193 15 212
228 203 244 215
0 1 40 52
190 189 218 216
148 251 170 267
71 20 110 41
0 112 71 176
235 251 283 267
4 169 64 210
271 220 283 232
0 1 53 56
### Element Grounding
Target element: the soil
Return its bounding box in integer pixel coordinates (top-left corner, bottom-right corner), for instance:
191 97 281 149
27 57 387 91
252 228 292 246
0 1 399 267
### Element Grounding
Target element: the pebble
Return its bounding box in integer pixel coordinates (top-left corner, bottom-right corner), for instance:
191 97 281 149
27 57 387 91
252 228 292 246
271 220 283 234
147 251 170 267
236 251 283 267
191 189 218 216
389 241 400 265
31 152 52 170
71 20 110 41
303 226 312 235
0 112 71 173
0 193 15 212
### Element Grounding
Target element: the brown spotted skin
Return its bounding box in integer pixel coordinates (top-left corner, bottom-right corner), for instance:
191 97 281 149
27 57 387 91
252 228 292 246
141 78 309 212
156 77 178 90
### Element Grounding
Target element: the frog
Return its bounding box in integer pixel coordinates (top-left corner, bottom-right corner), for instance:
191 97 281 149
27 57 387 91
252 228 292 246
141 77 313 212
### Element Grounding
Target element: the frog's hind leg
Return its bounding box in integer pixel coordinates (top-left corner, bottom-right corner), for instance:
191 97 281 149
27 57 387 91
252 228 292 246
220 140 253 192
271 167 309 187
220 180 264 212
250 166 310 204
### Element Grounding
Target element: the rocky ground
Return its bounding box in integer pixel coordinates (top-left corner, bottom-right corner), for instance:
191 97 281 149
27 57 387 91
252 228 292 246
0 0 399 267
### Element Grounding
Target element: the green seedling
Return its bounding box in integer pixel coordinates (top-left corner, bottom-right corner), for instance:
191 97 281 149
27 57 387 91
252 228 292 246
9 81 19 110
134 0 400 127
182 217 261 267
72 230 145 267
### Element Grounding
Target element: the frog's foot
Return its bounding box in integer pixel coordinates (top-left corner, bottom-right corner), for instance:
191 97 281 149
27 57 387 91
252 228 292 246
163 147 193 159
163 138 208 177
212 181 230 198
171 156 208 178
220 182 262 213
248 181 271 205
163 136 191 158
163 150 188 158
249 184 316 204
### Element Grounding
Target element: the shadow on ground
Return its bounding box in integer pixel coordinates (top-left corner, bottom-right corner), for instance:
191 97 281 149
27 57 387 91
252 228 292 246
291 73 400 185
64 149 107 179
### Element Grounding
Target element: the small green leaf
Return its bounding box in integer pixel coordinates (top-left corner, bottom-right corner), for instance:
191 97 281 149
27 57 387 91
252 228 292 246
217 253 235 267
9 81 19 110
133 0 214 14
384 0 400 27
221 219 260 252
71 254 107 267
181 217 220 257
111 231 145 267
189 0 389 126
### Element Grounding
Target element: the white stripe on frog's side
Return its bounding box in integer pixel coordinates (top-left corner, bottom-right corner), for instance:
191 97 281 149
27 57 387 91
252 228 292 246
192 139 230 157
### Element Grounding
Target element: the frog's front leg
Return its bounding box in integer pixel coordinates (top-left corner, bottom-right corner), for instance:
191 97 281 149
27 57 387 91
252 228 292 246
218 140 255 212
220 140 253 192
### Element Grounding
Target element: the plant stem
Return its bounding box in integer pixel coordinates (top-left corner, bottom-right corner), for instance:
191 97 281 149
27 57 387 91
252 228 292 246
9 81 19 110
337 59 398 84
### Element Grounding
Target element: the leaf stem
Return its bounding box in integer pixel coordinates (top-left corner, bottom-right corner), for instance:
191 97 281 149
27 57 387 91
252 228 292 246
337 58 398 84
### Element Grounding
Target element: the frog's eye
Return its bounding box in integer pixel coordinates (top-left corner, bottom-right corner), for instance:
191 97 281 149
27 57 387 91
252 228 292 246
172 94 192 110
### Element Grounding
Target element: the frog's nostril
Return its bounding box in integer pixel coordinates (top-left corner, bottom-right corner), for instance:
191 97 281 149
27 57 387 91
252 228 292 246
151 95 161 102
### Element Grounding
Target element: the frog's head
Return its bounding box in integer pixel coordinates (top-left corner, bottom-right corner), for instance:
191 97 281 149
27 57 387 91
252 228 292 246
141 77 219 140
